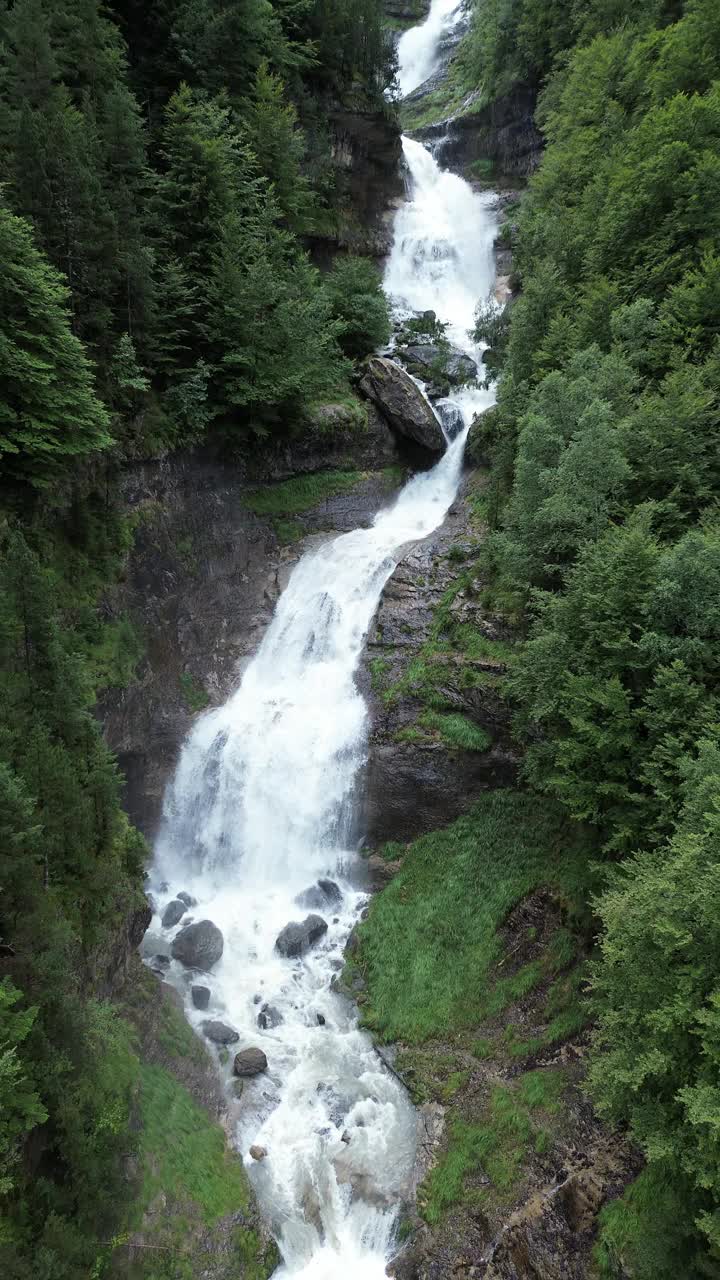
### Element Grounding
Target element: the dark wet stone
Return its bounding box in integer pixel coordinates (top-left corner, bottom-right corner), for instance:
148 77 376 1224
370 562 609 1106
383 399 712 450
161 898 187 928
275 914 329 958
202 1020 240 1045
233 1047 268 1077
191 985 211 1010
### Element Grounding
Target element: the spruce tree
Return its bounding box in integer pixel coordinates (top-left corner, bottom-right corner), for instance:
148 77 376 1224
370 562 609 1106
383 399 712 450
0 206 112 484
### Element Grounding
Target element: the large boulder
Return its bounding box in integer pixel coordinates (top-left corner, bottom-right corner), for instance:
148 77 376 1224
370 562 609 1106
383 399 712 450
233 1047 268 1077
191 985 211 1010
400 344 477 387
359 357 445 453
161 898 187 928
202 1020 240 1045
295 879 343 911
171 919 224 971
275 914 329 959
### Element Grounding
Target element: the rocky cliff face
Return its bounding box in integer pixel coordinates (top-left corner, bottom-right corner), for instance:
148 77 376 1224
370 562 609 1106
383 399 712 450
416 85 543 180
100 414 403 838
310 102 404 262
359 476 519 847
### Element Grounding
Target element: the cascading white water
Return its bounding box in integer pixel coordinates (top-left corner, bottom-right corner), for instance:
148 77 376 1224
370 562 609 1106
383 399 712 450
147 18 497 1279
396 0 465 98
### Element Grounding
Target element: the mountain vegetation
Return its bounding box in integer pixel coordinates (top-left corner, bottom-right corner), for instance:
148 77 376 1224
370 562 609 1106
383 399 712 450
0 0 394 1273
467 0 720 1272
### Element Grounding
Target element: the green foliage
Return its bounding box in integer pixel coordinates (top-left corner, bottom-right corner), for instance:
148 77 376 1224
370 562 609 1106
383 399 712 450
420 1069 566 1223
136 1062 250 1225
243 470 364 516
179 671 210 714
0 204 112 484
474 0 720 1268
0 980 46 1196
356 791 594 1042
419 711 491 752
588 745 720 1268
323 256 391 359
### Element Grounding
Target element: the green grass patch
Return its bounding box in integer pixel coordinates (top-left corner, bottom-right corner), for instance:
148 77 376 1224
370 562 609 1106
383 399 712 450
369 655 392 692
244 470 363 517
420 1069 566 1223
86 615 144 691
179 671 210 714
420 711 491 752
357 790 596 1042
136 1062 250 1226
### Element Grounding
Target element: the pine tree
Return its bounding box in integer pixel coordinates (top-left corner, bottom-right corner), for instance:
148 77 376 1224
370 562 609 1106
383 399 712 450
0 206 112 484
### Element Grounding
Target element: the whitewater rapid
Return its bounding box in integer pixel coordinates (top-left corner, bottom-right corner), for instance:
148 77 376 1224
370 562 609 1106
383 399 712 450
146 12 497 1277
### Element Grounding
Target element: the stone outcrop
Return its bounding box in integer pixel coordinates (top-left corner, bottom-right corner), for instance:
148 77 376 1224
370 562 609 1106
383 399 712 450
359 357 445 452
309 104 403 261
412 85 543 179
359 477 519 847
100 423 403 838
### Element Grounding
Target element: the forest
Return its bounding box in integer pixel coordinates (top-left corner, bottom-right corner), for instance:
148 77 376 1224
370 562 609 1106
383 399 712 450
3 0 720 1275
470 0 720 1272
0 1 393 1274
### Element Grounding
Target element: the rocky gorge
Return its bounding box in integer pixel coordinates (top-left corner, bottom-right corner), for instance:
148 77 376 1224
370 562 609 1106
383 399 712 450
95 6 637 1279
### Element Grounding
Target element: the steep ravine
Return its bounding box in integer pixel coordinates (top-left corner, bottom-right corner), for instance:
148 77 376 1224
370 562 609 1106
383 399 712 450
98 13 634 1279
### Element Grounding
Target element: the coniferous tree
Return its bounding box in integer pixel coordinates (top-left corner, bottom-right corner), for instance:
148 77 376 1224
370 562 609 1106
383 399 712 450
0 205 111 484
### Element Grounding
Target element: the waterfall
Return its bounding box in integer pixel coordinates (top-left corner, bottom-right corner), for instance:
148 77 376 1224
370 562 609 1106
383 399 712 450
148 16 497 1279
396 0 465 98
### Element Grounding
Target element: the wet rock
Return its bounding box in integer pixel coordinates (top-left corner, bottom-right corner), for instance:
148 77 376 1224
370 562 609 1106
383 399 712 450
171 919 224 971
367 854 403 889
275 914 328 958
202 1020 240 1045
359 357 445 453
153 954 171 968
233 1047 268 1077
436 401 465 440
316 1013 326 1026
191 984 211 1010
161 898 187 928
177 890 197 907
341 1130 351 1145
232 1079 245 1099
399 343 477 386
257 1003 283 1030
249 1145 267 1161
295 878 343 911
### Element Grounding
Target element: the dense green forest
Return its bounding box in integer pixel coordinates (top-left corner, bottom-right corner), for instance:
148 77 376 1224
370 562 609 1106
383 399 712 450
0 1 393 1273
5 0 720 1275
469 0 720 1272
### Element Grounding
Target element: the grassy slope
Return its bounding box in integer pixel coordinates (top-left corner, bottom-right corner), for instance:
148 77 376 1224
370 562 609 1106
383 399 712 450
110 966 278 1280
352 791 603 1231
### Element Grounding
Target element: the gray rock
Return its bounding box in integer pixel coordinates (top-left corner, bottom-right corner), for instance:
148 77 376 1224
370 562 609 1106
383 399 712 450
162 898 187 928
359 357 445 453
233 1079 245 1099
249 1144 267 1161
202 1020 240 1045
177 891 197 907
446 351 478 383
191 985 211 1010
437 402 464 440
257 1003 283 1030
367 854 403 889
171 919 224 971
275 914 329 959
295 879 343 911
233 1047 268 1077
